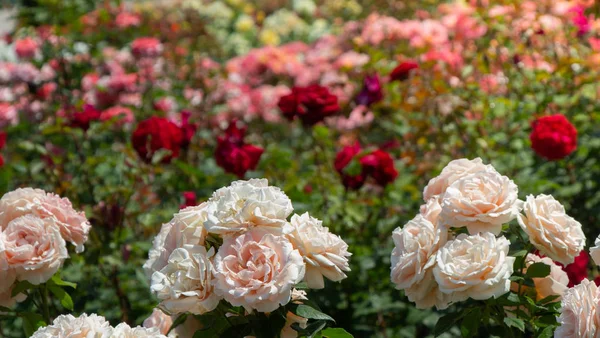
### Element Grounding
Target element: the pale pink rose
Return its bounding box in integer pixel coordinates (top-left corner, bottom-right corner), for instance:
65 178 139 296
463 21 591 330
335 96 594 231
0 102 18 127
390 213 447 290
0 284 26 308
518 195 585 265
326 105 374 131
419 198 443 223
287 213 351 289
280 311 308 338
334 51 370 70
144 309 173 335
524 254 568 301
153 97 177 113
0 215 68 285
590 234 600 267
212 229 305 312
144 203 214 280
0 188 90 253
31 314 113 338
555 279 599 338
434 233 514 302
82 72 99 92
115 12 141 29
14 37 39 59
440 170 522 235
100 106 134 125
404 268 452 310
131 37 163 59
112 322 167 337
11 63 40 83
150 245 219 315
423 158 494 201
0 63 16 84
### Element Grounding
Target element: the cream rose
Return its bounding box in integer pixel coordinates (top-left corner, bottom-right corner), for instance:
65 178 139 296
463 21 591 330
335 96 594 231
143 309 173 336
419 197 442 223
112 323 168 337
205 179 293 236
524 254 568 301
212 228 305 312
517 194 585 265
31 313 113 338
440 170 522 235
555 279 599 338
0 284 25 308
150 245 219 315
589 234 600 267
404 269 452 310
423 158 495 201
433 233 514 302
390 214 447 290
0 215 68 285
286 213 351 289
144 202 213 280
0 188 91 253
280 311 308 338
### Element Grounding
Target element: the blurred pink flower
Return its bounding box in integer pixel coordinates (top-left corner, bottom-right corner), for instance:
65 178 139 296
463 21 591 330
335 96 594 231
14 37 39 59
100 106 134 125
131 37 163 59
326 105 374 131
115 12 141 29
0 103 18 127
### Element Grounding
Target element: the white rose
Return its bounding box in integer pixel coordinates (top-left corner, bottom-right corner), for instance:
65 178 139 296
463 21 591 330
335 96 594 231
591 234 600 267
390 214 447 290
433 233 514 302
143 308 173 336
150 245 219 315
31 313 113 338
286 213 351 289
0 215 68 285
0 188 91 253
555 279 599 338
404 269 452 310
212 229 305 312
144 202 213 280
517 194 585 265
205 179 293 236
423 158 495 201
524 254 569 301
440 170 522 235
111 323 167 338
419 197 442 224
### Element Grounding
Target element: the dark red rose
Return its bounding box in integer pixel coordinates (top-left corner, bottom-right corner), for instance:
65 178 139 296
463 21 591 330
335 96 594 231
215 121 264 178
355 74 383 106
595 276 600 286
179 111 197 147
390 61 418 81
0 132 6 167
69 104 101 131
360 149 398 186
334 142 366 190
278 85 339 126
131 116 184 163
180 191 197 209
530 114 577 160
560 250 589 287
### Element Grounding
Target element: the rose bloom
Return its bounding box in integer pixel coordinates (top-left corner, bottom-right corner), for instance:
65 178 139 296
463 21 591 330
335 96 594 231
524 254 569 301
530 114 577 161
115 12 142 29
143 309 173 336
204 179 293 236
131 37 163 59
131 117 184 163
355 74 383 107
360 149 398 187
100 106 134 125
0 215 68 285
151 245 219 315
14 37 39 59
391 212 447 290
67 104 101 131
389 61 419 81
281 311 308 338
212 229 305 312
0 284 25 308
433 233 515 302
31 314 113 338
555 279 599 338
144 202 214 280
0 102 18 128
286 213 351 289
517 194 585 265
277 85 340 126
404 268 452 310
334 142 366 190
215 121 264 178
112 322 167 337
0 187 91 253
423 157 495 201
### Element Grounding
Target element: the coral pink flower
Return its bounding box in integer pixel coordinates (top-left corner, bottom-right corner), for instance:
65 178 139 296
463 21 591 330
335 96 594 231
100 106 134 125
131 37 163 58
14 37 39 59
115 12 141 29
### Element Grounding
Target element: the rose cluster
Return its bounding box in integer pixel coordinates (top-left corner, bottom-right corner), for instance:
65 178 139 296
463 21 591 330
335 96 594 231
31 313 167 337
0 188 91 307
144 179 351 335
390 158 585 309
335 142 398 189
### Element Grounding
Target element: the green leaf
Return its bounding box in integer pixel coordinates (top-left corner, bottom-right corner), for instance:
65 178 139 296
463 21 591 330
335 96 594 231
295 305 335 322
49 274 77 289
11 280 36 297
537 294 560 304
526 262 551 278
21 312 45 337
537 326 554 338
434 311 463 337
321 327 354 338
47 285 74 311
504 317 525 332
460 309 481 338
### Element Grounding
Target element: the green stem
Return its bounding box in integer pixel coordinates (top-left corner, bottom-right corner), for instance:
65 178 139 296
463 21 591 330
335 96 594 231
39 286 51 324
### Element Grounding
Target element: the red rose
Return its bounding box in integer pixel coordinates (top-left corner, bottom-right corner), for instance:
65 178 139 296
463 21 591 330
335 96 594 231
215 121 263 178
179 111 197 147
334 142 398 189
278 85 339 126
131 117 184 163
560 250 589 287
334 142 366 190
0 132 6 167
180 191 197 209
390 61 418 82
530 114 577 160
69 104 101 131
